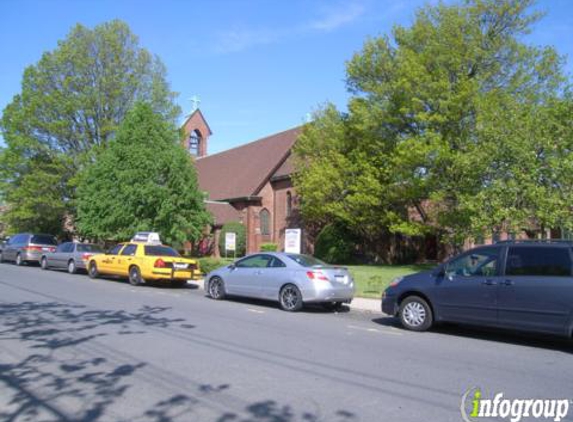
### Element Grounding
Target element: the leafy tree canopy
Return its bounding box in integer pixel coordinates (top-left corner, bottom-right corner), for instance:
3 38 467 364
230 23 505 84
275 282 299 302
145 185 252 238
294 0 571 255
0 20 181 235
75 102 211 245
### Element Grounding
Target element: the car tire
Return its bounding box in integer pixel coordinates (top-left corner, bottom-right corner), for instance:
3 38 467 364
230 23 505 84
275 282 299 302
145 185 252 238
279 284 303 312
68 260 77 274
88 261 99 279
208 277 226 300
15 253 23 266
41 257 49 270
171 280 186 288
398 296 433 332
129 266 143 286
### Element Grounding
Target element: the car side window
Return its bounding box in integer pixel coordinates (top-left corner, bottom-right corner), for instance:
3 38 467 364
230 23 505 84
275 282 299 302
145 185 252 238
108 245 123 255
445 248 499 278
56 243 69 253
268 257 286 268
506 247 572 277
121 244 137 256
236 255 271 268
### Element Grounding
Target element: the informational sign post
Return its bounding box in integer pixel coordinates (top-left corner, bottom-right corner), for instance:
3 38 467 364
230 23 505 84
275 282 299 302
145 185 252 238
284 229 302 254
225 232 236 259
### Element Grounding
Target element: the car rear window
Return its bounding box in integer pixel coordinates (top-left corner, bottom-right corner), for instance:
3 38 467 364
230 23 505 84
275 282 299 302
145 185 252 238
77 244 103 253
31 235 57 245
506 247 572 277
286 254 327 268
144 246 180 257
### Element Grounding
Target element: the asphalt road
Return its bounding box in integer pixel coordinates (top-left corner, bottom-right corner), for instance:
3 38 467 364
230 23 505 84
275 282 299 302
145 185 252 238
0 263 571 422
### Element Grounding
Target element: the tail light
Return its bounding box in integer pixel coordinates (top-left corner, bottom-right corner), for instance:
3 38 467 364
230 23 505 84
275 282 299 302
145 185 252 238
306 271 329 281
81 253 92 261
154 259 167 268
23 246 43 252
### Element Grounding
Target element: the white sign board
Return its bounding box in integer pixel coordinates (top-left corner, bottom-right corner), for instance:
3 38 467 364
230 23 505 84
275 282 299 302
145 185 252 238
225 232 236 251
284 229 302 254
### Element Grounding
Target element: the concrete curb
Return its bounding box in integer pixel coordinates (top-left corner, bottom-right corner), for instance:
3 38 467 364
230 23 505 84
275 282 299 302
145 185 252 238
188 279 381 313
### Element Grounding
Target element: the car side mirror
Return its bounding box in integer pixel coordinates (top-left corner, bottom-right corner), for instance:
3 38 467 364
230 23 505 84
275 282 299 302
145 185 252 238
228 264 236 270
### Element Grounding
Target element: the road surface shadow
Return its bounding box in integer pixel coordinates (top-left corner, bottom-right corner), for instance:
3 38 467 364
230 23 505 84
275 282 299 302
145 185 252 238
372 316 573 352
90 275 199 290
204 295 351 314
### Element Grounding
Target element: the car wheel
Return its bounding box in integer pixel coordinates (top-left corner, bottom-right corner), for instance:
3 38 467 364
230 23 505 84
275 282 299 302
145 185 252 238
171 280 186 288
41 257 49 270
68 260 77 274
129 266 143 286
399 296 433 332
88 261 99 279
15 253 23 266
208 277 226 300
279 284 303 312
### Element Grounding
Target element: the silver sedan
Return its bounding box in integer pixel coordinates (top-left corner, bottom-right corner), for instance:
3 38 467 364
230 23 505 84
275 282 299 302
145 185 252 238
41 242 103 274
206 252 355 311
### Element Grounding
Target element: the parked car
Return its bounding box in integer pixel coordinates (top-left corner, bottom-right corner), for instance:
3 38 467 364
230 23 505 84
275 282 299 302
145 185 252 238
382 240 573 337
0 236 8 253
41 242 104 274
206 252 355 312
87 241 200 287
0 233 57 266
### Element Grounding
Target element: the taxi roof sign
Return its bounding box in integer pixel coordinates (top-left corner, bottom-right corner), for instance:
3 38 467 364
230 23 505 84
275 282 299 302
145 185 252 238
131 232 161 245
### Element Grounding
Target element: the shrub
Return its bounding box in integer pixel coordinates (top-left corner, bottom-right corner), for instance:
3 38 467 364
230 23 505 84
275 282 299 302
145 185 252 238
198 257 234 275
218 221 246 257
260 242 278 252
314 223 356 264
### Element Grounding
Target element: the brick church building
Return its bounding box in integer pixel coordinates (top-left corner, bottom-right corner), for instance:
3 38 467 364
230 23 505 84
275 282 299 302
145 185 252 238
181 108 304 256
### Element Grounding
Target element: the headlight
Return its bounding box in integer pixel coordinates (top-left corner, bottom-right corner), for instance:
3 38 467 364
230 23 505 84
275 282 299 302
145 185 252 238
389 276 404 287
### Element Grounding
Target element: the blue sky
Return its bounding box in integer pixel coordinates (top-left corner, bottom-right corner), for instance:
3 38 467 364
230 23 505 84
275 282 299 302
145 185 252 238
0 0 572 154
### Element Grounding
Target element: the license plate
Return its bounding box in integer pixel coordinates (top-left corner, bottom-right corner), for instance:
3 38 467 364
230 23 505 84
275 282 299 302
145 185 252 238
42 247 50 251
173 263 188 270
335 275 348 284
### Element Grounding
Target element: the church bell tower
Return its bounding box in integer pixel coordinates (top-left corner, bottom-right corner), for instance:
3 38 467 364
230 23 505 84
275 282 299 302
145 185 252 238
181 95 212 158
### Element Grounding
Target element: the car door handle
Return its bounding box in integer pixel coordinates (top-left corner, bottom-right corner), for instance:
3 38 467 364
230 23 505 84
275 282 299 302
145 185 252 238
254 270 262 275
482 279 497 286
503 279 514 286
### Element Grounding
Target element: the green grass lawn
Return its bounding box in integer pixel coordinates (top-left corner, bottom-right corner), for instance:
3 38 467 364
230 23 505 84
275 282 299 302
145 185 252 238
347 264 436 299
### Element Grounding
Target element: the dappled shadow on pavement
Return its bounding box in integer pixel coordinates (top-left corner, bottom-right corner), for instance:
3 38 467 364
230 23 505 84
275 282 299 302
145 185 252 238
0 301 192 421
0 300 358 421
372 316 573 353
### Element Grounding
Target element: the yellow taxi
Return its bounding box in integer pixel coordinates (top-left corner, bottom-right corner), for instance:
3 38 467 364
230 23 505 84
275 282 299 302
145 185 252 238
87 234 200 287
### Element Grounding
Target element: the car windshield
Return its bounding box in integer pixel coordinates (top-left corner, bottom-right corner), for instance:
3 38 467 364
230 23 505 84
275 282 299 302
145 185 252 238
286 254 327 268
31 235 57 245
77 244 103 253
144 245 180 257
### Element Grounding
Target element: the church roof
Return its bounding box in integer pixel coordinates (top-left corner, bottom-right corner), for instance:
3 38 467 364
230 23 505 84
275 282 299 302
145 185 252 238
196 126 301 201
205 201 241 226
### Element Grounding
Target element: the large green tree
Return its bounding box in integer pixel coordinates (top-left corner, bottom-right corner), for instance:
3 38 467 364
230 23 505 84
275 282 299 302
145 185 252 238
0 20 180 235
75 102 211 244
294 0 570 257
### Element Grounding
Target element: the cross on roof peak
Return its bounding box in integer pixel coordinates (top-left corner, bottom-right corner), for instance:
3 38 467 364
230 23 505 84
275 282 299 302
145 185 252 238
189 95 201 113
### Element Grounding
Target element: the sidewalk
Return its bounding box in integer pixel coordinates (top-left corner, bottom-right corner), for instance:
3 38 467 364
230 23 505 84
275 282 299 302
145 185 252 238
189 279 382 313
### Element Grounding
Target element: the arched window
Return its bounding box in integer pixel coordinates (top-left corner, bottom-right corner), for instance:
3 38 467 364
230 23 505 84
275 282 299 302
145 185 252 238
286 191 292 217
260 209 271 236
189 130 202 156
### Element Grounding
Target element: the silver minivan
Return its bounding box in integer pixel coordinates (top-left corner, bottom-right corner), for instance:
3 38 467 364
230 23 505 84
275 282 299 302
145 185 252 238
0 233 58 265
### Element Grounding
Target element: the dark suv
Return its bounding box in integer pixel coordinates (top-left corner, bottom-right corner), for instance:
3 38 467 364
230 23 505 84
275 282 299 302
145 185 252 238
382 241 573 337
0 233 58 266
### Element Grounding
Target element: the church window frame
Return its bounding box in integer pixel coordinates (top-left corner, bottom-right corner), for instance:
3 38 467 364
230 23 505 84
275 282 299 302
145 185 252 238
260 209 271 236
189 130 202 156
